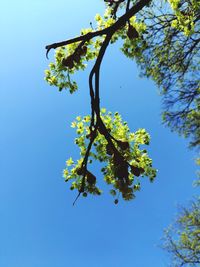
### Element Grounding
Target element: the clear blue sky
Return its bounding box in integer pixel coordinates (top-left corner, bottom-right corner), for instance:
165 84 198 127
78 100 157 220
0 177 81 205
1 1 199 267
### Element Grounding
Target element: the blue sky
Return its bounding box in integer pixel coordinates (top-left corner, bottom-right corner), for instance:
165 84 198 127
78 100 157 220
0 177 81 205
1 1 199 267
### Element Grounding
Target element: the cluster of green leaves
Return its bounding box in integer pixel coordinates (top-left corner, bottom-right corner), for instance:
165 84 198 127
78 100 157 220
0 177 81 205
44 8 115 93
45 37 93 93
168 0 199 36
163 198 200 267
121 16 148 57
44 7 147 93
63 109 156 202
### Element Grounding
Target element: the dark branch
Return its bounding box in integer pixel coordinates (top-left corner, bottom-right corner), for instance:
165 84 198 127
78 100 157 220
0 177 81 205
45 0 151 57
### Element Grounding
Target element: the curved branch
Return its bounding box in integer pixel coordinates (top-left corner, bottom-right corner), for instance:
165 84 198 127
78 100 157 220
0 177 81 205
45 0 151 57
47 0 152 204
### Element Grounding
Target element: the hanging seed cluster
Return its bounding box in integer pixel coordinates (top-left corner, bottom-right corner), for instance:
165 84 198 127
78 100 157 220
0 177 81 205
62 45 88 69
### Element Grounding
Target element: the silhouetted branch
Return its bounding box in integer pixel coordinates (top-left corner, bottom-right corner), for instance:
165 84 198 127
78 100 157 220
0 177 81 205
45 0 152 203
45 0 151 57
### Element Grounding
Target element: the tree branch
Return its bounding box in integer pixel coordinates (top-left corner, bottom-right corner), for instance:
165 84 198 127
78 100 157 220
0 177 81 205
45 0 151 57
